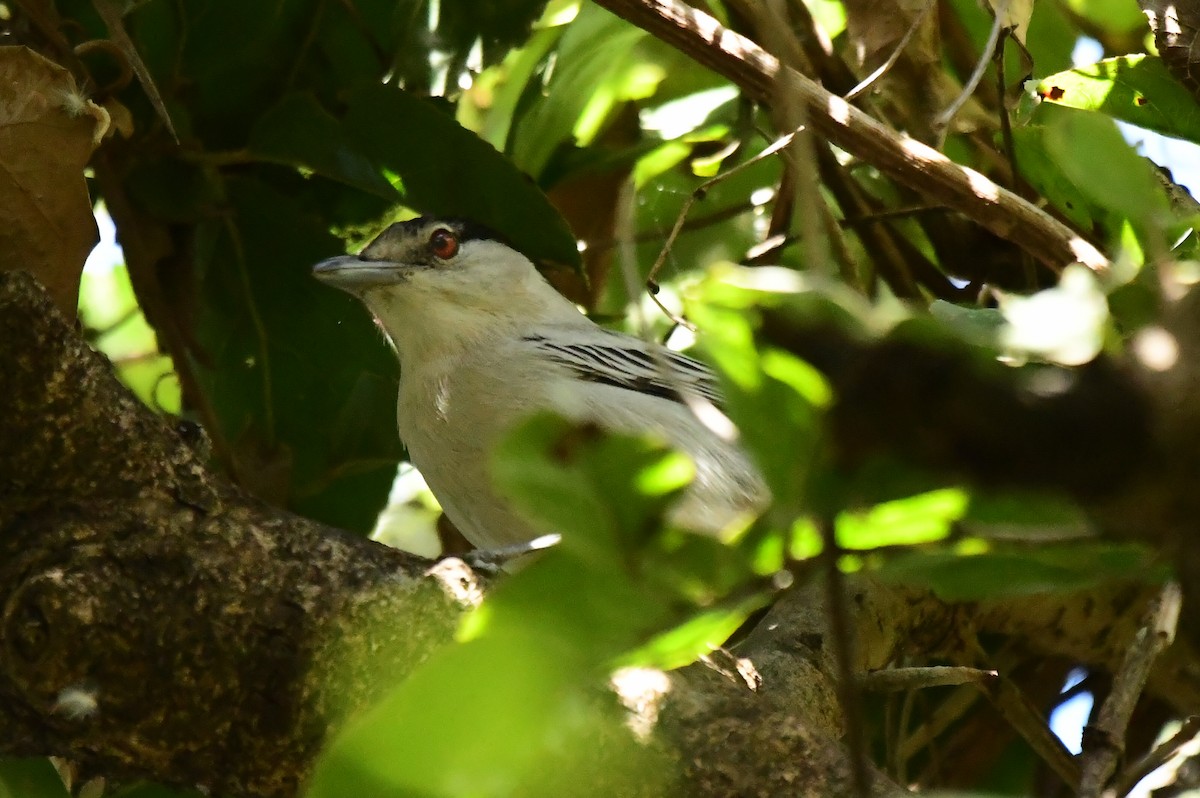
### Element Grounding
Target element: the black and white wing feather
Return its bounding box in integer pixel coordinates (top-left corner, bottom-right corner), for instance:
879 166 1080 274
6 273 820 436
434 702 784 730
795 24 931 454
523 331 723 405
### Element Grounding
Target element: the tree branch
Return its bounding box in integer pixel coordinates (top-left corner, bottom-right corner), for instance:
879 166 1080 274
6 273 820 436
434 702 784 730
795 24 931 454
0 270 465 795
589 0 1111 275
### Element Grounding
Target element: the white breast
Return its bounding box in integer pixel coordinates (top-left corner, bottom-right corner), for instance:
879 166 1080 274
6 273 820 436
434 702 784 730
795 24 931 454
396 340 768 550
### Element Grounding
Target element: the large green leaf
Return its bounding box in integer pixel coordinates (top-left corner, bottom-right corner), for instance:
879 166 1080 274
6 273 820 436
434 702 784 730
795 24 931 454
1039 106 1169 230
0 758 67 798
248 93 399 198
878 542 1165 600
1010 124 1114 234
307 630 673 798
190 177 401 531
343 84 580 269
1036 55 1200 145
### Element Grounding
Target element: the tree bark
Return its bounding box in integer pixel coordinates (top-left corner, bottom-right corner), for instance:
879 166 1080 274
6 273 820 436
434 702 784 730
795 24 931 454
0 270 464 795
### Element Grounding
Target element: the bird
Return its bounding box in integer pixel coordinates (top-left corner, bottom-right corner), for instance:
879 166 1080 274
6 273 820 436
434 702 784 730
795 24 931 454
313 216 767 551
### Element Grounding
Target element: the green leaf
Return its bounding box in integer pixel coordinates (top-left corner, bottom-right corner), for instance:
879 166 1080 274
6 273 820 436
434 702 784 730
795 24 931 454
878 542 1165 600
343 84 580 269
462 547 672 657
0 758 68 798
1010 124 1112 233
1059 0 1149 34
1040 108 1168 228
837 488 968 550
307 634 588 798
510 4 647 177
1037 55 1200 145
308 625 675 798
190 177 400 531
248 93 399 198
490 414 693 559
619 592 772 670
687 266 834 512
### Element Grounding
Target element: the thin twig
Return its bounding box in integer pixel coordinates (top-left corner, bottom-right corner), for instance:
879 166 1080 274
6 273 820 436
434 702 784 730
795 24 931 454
862 665 998 692
840 204 948 226
1111 715 1200 797
586 199 757 255
978 669 1081 788
91 0 178 142
844 0 938 101
646 131 798 293
932 0 1007 142
1078 582 1183 797
991 28 1039 291
993 29 1019 192
897 681 984 763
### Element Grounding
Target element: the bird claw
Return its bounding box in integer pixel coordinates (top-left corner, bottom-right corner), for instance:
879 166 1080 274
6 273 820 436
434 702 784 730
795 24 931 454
461 533 561 574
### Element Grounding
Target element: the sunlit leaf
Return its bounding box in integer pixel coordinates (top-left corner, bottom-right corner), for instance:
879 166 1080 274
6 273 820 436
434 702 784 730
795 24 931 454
510 5 647 177
619 593 772 670
308 634 591 797
837 488 968 550
1037 55 1200 145
790 517 823 560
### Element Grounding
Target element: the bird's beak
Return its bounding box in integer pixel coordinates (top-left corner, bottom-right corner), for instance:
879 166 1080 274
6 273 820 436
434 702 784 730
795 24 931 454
313 256 405 291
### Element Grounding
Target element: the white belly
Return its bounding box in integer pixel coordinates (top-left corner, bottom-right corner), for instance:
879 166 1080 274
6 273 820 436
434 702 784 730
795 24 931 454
396 355 766 549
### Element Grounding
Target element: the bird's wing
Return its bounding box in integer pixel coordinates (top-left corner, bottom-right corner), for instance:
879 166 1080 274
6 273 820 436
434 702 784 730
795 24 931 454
522 331 723 405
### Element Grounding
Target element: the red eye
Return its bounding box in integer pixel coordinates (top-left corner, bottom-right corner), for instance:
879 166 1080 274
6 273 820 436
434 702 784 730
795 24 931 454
429 228 459 260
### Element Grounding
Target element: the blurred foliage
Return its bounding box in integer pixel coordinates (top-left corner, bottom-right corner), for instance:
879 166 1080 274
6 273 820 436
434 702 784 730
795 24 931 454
6 0 1200 793
78 245 181 414
0 759 66 798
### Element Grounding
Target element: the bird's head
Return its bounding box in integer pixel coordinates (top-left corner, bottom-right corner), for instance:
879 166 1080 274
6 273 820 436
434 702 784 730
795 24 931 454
314 216 580 360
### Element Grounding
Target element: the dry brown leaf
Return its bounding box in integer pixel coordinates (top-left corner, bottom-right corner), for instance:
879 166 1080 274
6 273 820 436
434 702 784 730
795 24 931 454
102 96 135 139
0 46 107 317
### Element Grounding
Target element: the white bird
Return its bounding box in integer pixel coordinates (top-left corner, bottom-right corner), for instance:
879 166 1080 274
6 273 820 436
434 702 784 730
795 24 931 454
314 217 767 550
